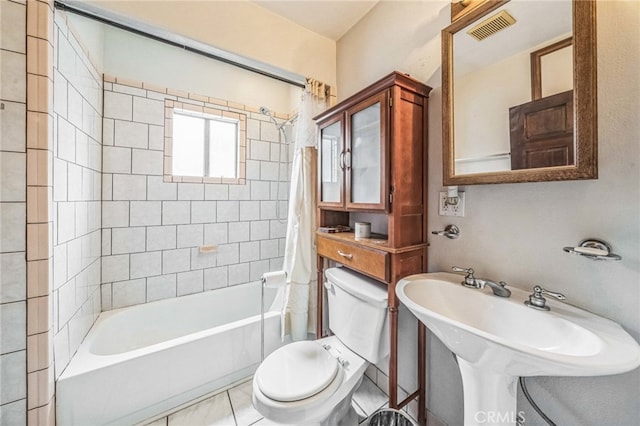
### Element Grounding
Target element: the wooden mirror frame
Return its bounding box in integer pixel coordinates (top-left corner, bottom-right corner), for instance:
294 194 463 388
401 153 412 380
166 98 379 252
442 0 597 185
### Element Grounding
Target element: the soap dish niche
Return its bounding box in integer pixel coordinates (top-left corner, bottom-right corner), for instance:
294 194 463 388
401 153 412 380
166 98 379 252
563 239 622 261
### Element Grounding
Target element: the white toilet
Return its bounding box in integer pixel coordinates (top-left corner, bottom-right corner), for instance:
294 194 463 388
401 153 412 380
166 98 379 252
252 267 389 425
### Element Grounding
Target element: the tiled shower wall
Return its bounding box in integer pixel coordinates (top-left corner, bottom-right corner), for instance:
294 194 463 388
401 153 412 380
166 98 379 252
101 78 290 310
1 1 27 423
51 13 103 377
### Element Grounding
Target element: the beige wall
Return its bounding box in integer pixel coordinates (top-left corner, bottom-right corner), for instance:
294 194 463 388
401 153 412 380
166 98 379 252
88 0 337 87
339 1 640 425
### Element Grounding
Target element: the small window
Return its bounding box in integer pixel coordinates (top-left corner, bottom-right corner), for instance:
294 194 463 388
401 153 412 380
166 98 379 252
164 100 246 184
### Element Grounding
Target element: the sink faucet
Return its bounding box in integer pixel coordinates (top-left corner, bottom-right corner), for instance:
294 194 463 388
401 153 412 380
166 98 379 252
525 286 566 311
451 266 512 298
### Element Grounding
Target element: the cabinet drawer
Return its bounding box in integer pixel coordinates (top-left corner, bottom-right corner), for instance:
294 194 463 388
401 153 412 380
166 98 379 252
318 236 389 282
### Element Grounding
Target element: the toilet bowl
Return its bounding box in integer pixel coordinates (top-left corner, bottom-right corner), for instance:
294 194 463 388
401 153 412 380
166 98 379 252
252 267 389 425
252 335 367 425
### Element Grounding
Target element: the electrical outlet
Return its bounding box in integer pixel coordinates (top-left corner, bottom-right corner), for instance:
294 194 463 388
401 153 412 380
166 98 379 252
439 191 465 216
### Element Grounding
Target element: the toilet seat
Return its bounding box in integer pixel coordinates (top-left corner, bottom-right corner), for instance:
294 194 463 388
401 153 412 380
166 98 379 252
256 341 339 402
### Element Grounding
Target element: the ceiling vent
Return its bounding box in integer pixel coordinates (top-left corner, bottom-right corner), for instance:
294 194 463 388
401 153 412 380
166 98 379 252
466 10 516 41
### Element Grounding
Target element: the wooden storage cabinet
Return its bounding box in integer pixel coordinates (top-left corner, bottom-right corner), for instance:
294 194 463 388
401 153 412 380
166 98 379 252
315 72 432 425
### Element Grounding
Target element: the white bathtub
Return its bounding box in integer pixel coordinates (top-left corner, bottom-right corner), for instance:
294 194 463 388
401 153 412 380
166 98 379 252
57 281 284 425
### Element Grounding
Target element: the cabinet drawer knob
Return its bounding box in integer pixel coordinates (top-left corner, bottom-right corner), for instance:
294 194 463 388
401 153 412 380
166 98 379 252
337 250 353 260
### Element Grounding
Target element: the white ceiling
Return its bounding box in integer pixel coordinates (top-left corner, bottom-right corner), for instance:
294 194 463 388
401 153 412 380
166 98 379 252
251 0 379 40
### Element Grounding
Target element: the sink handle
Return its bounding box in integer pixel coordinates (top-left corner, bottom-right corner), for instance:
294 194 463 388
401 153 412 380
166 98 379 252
451 266 477 287
534 285 566 300
452 266 474 275
525 286 566 311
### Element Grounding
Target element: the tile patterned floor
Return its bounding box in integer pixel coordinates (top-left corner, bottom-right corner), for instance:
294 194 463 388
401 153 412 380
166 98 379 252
142 375 397 426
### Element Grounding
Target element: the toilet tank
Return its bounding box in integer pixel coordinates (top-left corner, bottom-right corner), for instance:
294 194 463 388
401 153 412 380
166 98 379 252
324 267 389 364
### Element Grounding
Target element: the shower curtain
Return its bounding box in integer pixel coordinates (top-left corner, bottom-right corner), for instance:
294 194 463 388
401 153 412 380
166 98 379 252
282 79 332 341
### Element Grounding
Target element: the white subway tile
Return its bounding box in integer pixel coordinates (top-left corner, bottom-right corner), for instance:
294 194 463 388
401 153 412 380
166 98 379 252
53 244 67 289
130 201 161 226
57 117 76 163
229 222 250 243
0 101 26 152
104 91 132 121
260 201 277 220
162 201 190 225
102 229 111 256
190 247 216 270
178 183 204 200
130 251 162 279
111 227 146 254
114 120 148 149
132 149 163 175
216 243 239 266
102 201 129 228
133 97 164 126
249 260 270 282
250 220 270 241
75 132 90 169
0 253 26 303
239 241 260 263
0 302 26 354
177 270 204 296
87 201 101 232
250 181 270 200
67 237 82 278
239 201 260 221
177 224 204 248
228 184 250 201
67 163 82 201
260 161 279 181
0 203 25 252
204 266 228 291
260 240 279 260
101 254 130 283
147 176 177 200
204 184 228 200
245 160 260 180
112 279 146 309
101 284 112 311
204 223 228 245
162 248 191 274
250 140 270 161
246 118 260 140
147 225 177 251
112 174 147 200
269 257 284 271
260 122 280 143
58 277 76 327
0 351 26 404
148 125 164 151
74 202 88 237
112 83 146 97
217 201 239 222
102 118 114 146
191 201 216 224
0 152 25 202
102 173 113 200
67 85 83 129
103 146 131 174
270 219 287 239
146 274 176 302
57 202 75 243
228 263 249 286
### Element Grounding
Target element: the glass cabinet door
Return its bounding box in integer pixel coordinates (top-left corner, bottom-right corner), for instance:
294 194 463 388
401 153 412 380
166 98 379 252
347 92 388 210
319 119 343 205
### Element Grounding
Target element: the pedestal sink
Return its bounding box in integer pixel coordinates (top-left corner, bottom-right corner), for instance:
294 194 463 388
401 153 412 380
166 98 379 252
396 272 640 426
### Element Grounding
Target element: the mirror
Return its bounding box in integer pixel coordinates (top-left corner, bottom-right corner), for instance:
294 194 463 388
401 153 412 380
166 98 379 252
442 0 597 185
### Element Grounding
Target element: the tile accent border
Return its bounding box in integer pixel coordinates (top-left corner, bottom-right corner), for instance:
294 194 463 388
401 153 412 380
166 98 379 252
25 0 55 424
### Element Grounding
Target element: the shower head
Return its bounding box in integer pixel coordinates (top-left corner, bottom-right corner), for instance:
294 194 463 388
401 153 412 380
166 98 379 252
259 106 271 116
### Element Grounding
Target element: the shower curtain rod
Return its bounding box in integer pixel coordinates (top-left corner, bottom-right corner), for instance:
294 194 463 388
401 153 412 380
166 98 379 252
53 1 307 89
